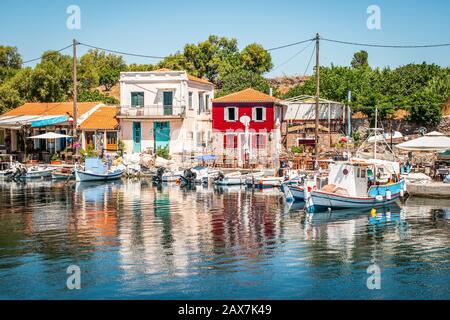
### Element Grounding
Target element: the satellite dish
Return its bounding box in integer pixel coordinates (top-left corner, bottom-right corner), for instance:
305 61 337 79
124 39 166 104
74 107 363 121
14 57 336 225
240 115 251 126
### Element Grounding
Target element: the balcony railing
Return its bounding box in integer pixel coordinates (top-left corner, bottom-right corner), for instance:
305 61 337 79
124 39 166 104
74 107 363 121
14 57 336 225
119 105 186 118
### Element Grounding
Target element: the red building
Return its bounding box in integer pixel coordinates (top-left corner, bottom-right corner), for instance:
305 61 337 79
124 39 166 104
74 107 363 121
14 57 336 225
212 88 285 167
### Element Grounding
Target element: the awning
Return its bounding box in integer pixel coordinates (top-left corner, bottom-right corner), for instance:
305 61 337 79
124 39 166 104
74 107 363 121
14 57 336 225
395 131 450 152
31 115 68 128
28 132 72 139
196 155 218 161
0 115 68 129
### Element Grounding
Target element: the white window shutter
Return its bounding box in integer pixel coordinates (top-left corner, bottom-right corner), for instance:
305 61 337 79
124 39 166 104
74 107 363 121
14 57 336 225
262 107 266 121
224 108 228 121
252 107 256 121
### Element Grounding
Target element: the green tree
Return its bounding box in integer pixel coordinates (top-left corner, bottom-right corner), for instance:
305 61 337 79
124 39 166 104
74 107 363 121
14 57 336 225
0 85 22 113
216 69 270 97
351 50 369 69
78 90 119 105
128 63 156 72
241 43 273 74
0 45 22 83
407 91 443 127
30 51 73 102
80 50 127 91
157 35 272 86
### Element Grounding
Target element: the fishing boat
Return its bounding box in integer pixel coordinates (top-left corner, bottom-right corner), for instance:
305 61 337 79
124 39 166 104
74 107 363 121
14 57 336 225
245 171 285 188
75 157 125 182
162 170 183 182
3 162 55 180
305 158 405 213
52 167 75 180
214 171 245 186
180 166 221 184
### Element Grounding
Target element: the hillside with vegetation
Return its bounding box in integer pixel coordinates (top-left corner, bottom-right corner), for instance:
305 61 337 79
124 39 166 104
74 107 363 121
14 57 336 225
0 39 449 128
284 51 450 127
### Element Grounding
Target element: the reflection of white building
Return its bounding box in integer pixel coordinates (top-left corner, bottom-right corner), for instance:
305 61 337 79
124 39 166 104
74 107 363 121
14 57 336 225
118 69 214 162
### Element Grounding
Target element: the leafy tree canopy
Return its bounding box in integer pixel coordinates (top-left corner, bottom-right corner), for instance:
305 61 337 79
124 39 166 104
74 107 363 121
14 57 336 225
216 69 270 97
284 53 449 127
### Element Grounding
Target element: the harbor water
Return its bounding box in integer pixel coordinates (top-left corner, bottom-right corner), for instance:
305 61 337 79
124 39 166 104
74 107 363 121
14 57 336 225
0 179 449 299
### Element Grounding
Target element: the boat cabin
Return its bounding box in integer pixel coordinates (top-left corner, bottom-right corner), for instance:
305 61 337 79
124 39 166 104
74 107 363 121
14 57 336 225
326 159 401 198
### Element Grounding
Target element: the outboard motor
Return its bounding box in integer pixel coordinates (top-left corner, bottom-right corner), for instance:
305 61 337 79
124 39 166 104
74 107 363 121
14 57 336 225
180 168 197 185
214 171 225 182
153 167 165 182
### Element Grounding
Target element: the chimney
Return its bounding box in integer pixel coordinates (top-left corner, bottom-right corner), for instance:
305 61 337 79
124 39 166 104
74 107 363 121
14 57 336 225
269 87 273 96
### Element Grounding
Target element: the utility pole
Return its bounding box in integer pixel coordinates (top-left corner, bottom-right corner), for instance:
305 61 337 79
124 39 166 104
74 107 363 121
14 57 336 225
314 33 320 170
72 39 78 156
373 105 378 160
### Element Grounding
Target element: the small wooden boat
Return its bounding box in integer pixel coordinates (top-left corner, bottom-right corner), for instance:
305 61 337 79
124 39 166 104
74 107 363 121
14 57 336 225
305 159 406 213
17 166 55 179
245 171 285 188
52 168 75 180
75 157 125 182
75 169 124 182
214 171 245 186
162 170 183 182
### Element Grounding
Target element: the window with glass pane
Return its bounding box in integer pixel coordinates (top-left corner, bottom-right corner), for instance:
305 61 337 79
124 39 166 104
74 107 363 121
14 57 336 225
254 107 264 121
163 91 173 115
107 132 117 145
0 130 4 146
131 92 144 107
226 107 237 121
205 94 210 111
188 92 193 109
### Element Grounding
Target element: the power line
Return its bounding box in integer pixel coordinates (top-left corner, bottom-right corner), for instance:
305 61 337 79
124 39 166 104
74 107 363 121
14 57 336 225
322 37 450 48
78 42 165 59
21 44 73 64
302 44 316 77
271 41 313 72
267 38 314 51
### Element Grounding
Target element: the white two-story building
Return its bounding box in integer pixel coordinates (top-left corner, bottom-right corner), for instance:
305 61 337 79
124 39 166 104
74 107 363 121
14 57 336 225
118 68 214 162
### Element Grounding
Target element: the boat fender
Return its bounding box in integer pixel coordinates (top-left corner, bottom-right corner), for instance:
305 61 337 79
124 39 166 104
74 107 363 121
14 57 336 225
375 195 383 202
386 190 392 200
400 189 404 197
370 208 377 217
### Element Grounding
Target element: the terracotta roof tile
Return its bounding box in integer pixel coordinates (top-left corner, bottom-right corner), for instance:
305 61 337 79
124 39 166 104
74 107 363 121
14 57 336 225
80 106 119 130
3 102 100 117
213 88 278 103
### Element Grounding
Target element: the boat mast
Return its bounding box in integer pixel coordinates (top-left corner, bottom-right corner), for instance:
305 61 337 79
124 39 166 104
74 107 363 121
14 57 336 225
314 33 320 170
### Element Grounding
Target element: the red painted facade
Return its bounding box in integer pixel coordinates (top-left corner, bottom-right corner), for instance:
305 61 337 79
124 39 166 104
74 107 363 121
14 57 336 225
212 102 278 132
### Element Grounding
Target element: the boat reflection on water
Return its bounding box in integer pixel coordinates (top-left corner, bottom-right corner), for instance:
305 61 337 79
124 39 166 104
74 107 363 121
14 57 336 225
1 178 449 299
301 204 410 243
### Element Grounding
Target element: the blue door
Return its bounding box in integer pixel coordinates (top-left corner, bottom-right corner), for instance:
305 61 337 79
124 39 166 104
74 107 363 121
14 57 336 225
154 122 170 152
133 122 141 153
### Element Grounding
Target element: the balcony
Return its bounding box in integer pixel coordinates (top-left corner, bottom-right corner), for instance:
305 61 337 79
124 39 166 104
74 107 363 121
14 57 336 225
118 105 186 119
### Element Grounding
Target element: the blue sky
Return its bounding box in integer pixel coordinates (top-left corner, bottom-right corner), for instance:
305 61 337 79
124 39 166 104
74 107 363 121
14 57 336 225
0 0 449 76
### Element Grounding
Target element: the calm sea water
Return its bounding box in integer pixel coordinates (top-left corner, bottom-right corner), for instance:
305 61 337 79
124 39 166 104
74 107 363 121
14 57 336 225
0 179 449 300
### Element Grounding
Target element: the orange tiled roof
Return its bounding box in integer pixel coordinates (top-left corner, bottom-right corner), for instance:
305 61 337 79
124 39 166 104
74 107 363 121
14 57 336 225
213 88 278 103
3 102 100 117
80 106 119 130
153 68 213 85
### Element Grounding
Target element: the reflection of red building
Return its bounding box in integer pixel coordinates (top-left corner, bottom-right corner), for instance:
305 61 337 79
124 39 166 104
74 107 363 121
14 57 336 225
212 88 285 167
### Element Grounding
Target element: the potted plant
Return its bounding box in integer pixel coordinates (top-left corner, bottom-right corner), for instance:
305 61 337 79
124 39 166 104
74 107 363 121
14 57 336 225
50 153 62 165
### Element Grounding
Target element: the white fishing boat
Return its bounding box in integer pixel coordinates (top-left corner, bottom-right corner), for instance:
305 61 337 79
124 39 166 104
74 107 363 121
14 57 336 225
52 168 75 180
161 170 183 182
75 157 125 182
214 171 245 186
245 171 285 188
305 158 405 213
180 166 220 184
